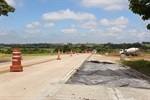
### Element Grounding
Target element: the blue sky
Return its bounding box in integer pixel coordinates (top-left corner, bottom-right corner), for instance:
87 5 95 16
0 0 150 43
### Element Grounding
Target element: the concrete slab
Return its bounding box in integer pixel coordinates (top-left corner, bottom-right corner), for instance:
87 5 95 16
0 54 91 100
1 54 149 100
43 84 150 100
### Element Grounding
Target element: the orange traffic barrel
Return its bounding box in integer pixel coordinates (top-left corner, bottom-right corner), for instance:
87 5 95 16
10 48 23 72
57 49 61 60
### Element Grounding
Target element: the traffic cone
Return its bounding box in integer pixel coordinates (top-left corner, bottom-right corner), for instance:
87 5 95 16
57 49 61 60
70 49 72 56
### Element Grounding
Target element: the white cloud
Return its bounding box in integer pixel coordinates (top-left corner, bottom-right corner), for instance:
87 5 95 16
88 29 119 37
115 16 129 25
0 30 9 35
70 25 76 28
100 16 129 29
81 0 128 11
25 30 40 34
42 9 96 21
128 29 137 33
61 28 78 34
5 0 16 6
1 28 149 43
26 22 41 28
60 28 79 36
108 27 122 33
127 29 150 41
89 29 103 35
100 19 109 26
118 25 127 29
79 20 97 29
5 0 24 7
43 23 55 28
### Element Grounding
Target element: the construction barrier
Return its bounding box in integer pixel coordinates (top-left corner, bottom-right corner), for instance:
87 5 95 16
57 49 61 60
10 48 23 72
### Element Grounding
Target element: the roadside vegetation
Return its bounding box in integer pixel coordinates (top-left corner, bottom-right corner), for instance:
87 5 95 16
1 42 150 75
0 42 150 54
0 42 150 61
122 60 150 77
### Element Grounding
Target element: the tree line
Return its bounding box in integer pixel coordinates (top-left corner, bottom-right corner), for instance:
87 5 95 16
0 43 150 54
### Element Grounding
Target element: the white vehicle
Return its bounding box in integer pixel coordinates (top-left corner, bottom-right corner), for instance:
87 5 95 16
119 47 139 56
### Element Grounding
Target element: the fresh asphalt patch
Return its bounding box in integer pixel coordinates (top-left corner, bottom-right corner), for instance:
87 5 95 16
67 61 150 89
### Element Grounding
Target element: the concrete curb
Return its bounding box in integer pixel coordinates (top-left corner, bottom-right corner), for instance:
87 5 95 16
61 54 93 83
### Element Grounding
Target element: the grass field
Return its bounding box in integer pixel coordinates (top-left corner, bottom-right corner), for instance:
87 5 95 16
142 44 150 47
0 53 57 63
22 53 57 56
0 53 11 58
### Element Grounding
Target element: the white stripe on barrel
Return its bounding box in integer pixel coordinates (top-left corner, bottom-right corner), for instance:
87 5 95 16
13 56 21 58
13 52 21 54
12 59 18 61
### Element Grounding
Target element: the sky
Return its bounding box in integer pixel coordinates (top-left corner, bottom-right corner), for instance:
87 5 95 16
0 0 150 44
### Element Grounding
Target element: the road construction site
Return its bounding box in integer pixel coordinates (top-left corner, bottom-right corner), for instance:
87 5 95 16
0 54 150 100
67 61 150 89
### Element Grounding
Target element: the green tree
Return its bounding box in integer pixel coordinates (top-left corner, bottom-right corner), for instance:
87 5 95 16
80 44 87 51
0 0 15 16
128 0 150 30
63 45 70 53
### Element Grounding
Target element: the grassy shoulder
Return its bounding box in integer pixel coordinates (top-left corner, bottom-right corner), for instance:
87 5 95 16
122 59 150 77
0 53 11 59
22 53 56 56
0 53 57 62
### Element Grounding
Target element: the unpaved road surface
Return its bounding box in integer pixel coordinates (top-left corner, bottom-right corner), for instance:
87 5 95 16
67 61 150 89
89 54 120 63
